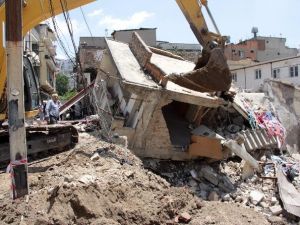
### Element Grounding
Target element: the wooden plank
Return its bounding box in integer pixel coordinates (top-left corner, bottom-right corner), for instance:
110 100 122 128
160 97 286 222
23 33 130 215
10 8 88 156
189 136 223 159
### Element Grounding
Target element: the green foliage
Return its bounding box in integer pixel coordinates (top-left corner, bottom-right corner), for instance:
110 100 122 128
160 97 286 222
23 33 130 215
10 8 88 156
56 74 69 96
60 89 77 101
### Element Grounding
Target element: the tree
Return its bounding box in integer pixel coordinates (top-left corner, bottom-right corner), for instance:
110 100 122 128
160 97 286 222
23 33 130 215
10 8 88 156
56 74 69 96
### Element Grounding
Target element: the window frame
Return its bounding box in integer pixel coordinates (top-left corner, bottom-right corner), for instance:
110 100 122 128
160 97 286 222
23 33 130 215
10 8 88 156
255 69 262 80
272 68 280 79
232 72 237 82
290 66 298 77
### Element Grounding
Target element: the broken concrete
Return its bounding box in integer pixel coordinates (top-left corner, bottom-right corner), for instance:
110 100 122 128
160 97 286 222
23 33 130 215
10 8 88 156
277 166 300 217
208 191 219 201
269 205 283 216
249 190 265 205
88 32 285 165
92 34 228 160
223 139 259 170
263 80 300 154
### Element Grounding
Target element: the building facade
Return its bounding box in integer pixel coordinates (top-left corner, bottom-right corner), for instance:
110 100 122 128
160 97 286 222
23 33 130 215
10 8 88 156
225 36 298 62
231 56 300 91
111 28 157 47
24 23 59 95
156 41 201 62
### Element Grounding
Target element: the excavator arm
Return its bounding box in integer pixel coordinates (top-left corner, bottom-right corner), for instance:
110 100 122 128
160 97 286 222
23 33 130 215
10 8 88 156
176 0 226 51
0 0 231 121
167 0 232 92
0 0 95 119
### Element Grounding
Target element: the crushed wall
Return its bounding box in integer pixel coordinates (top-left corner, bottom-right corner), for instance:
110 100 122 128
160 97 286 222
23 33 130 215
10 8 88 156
263 80 300 154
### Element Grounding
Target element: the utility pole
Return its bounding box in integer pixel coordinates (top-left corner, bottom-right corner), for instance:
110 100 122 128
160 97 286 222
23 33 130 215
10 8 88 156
6 0 28 199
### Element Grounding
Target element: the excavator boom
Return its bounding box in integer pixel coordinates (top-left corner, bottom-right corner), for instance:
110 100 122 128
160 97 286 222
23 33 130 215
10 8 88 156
171 0 232 92
0 0 231 120
0 0 95 119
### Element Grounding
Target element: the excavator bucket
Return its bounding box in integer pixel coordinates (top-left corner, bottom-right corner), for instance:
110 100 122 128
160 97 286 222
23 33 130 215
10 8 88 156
166 48 232 92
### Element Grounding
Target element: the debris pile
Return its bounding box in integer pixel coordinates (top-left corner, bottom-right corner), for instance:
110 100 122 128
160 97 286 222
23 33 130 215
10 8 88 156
0 133 271 225
144 153 300 224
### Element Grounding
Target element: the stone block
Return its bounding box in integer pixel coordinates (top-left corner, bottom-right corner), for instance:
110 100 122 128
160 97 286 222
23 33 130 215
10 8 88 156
249 190 264 205
269 205 283 216
178 212 192 223
208 191 219 201
259 201 269 208
271 197 278 205
90 152 100 161
222 194 231 201
200 166 219 186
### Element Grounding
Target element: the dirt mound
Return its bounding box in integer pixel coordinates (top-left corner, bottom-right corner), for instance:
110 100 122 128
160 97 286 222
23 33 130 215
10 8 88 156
0 133 270 225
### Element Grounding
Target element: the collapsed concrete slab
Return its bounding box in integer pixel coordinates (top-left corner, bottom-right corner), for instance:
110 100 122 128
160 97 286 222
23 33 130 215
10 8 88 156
91 35 227 160
90 32 283 162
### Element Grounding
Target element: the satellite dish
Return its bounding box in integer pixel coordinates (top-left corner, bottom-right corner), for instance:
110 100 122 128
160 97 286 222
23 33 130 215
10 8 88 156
251 27 258 38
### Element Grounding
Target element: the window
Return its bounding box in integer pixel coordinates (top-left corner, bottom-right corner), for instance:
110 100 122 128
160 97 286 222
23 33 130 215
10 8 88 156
290 66 299 77
232 73 237 82
255 69 262 79
272 68 280 79
290 67 294 77
239 50 244 58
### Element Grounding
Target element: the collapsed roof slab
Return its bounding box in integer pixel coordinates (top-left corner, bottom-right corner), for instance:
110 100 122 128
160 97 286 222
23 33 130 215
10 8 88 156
130 32 231 93
105 38 225 108
105 39 159 89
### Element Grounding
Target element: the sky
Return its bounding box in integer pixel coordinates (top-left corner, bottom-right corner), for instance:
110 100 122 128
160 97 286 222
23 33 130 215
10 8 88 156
52 0 300 59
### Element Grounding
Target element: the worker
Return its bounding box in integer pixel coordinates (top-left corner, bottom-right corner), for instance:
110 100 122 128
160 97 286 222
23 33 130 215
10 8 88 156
45 93 61 124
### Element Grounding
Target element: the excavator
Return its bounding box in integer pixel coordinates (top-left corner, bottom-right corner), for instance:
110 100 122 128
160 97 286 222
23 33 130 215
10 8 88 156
0 0 231 162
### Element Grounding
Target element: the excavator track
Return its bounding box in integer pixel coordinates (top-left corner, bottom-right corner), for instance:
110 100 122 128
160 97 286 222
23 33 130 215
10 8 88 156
0 124 78 166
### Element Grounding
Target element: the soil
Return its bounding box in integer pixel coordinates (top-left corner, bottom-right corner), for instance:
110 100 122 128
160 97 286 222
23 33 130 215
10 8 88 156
0 132 271 225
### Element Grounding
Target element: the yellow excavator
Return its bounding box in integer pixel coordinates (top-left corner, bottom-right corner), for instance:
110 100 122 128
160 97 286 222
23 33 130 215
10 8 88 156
0 0 231 162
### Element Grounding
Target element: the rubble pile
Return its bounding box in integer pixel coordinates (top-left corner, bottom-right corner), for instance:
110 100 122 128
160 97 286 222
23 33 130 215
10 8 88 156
0 133 268 225
0 133 271 225
144 154 300 224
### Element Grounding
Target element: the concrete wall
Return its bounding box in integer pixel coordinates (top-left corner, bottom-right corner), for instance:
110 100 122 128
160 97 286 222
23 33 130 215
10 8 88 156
225 36 298 62
263 80 300 154
231 56 300 91
79 37 108 49
257 37 298 61
112 29 156 47
157 42 201 62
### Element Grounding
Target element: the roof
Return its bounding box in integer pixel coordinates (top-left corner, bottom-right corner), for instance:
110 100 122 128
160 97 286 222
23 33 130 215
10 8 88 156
111 28 157 36
105 39 224 108
231 55 300 71
106 39 159 88
227 59 257 70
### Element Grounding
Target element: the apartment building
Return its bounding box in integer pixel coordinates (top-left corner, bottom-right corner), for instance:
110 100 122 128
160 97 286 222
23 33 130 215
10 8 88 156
225 36 298 62
231 56 300 91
